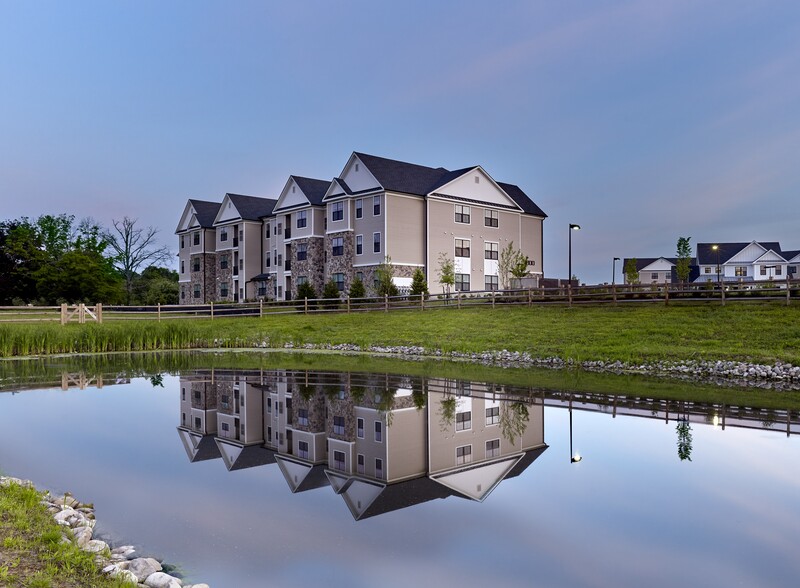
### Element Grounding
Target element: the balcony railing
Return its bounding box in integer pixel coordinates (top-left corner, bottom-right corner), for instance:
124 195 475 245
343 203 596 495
233 238 239 247
284 227 291 239
233 267 239 276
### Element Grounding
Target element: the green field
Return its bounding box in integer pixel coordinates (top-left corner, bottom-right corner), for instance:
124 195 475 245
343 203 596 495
1 303 799 365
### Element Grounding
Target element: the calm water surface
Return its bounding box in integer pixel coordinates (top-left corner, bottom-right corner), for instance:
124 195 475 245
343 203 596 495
0 364 798 588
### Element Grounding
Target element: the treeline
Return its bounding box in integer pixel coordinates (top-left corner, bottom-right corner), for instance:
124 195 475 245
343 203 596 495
0 214 176 306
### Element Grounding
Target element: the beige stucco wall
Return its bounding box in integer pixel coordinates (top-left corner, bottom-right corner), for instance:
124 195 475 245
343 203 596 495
351 195 385 267
385 193 425 267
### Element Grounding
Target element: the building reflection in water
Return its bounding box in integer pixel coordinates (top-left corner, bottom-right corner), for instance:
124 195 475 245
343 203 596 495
176 370 547 520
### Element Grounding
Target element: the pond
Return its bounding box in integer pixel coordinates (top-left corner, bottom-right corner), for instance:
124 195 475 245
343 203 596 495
0 353 799 588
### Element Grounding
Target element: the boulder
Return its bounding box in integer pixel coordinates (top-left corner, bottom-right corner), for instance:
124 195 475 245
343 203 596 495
144 571 183 588
83 539 109 554
128 557 163 581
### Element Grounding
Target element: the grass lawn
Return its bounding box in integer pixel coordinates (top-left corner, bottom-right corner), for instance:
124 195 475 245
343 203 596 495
0 482 130 588
1 303 799 364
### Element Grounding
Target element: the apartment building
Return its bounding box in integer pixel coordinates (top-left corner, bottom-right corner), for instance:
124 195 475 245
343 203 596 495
623 241 800 285
175 199 221 303
176 152 547 303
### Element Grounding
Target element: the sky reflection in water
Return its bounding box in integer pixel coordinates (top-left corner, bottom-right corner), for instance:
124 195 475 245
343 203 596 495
0 369 798 588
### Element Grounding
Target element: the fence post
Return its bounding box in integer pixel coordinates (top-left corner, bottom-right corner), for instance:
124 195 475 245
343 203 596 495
457 294 461 309
420 293 424 311
260 299 263 318
96 303 102 324
527 288 532 307
568 284 573 307
79 303 85 324
720 285 725 307
492 292 495 309
664 284 669 306
157 303 161 322
210 302 214 320
384 294 388 313
787 277 792 306
612 283 617 305
61 303 67 325
304 297 308 315
347 297 351 314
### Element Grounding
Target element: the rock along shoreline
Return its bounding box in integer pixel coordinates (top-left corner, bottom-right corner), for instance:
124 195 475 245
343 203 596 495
0 476 209 588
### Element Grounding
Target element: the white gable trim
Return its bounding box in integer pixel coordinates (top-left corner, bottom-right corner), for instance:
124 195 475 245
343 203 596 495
274 177 311 212
430 166 522 211
752 249 787 264
724 241 766 264
339 153 381 194
176 201 198 233
787 252 800 263
639 258 675 272
213 194 243 226
323 178 348 201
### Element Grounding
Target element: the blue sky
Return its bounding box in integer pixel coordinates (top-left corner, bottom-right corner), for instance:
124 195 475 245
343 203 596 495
1 0 799 283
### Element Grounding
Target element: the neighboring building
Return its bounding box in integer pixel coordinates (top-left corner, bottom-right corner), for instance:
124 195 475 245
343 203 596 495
624 241 800 286
175 199 221 303
623 257 680 284
176 151 546 303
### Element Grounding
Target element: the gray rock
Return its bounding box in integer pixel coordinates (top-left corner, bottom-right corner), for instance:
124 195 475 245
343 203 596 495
83 539 109 554
73 526 93 547
144 572 183 588
128 557 163 581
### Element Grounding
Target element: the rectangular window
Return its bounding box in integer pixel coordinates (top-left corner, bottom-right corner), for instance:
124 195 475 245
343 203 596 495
296 210 307 228
221 422 229 432
373 232 381 254
455 273 470 292
220 282 228 298
193 285 201 299
455 411 472 431
265 255 270 268
455 239 470 258
352 234 361 255
298 408 309 426
355 199 363 219
297 243 307 261
484 209 499 227
486 439 500 458
220 254 228 269
296 276 308 285
375 458 383 479
776 266 782 276
651 272 659 280
180 260 184 274
332 237 344 256
193 232 200 245
485 275 498 291
266 223 270 239
456 445 472 465
277 223 282 235
374 421 382 442
357 417 364 439
298 440 309 459
357 454 365 474
331 201 344 222
192 258 200 272
356 271 363 282
486 406 500 425
180 236 185 249
455 205 470 224
334 272 345 291
760 266 767 276
333 415 345 435
485 242 498 260
373 195 381 216
733 266 745 276
333 450 346 471
220 230 228 242
267 398 271 413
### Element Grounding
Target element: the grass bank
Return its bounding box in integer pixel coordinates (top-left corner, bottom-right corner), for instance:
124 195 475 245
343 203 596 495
1 304 799 364
0 481 129 588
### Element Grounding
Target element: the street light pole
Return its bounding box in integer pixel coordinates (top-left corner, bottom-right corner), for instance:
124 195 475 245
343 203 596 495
712 245 720 288
569 394 582 464
569 224 581 286
612 257 620 285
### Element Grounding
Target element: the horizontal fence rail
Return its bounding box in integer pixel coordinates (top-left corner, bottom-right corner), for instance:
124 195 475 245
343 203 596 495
1 278 798 324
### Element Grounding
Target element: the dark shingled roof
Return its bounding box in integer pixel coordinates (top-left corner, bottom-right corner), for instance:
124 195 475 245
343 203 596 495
226 193 278 221
782 250 800 261
188 199 221 228
696 242 782 265
353 152 547 217
291 176 330 206
623 257 679 272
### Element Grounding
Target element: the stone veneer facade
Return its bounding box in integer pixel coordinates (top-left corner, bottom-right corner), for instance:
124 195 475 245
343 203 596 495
355 264 419 296
290 237 326 299
185 253 217 304
325 231 355 294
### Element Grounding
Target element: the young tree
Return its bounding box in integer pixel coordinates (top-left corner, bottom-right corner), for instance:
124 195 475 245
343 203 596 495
624 258 639 284
375 257 398 297
321 279 341 308
348 277 365 299
676 237 692 283
104 217 172 304
409 267 428 297
499 242 528 289
296 281 317 300
436 252 455 296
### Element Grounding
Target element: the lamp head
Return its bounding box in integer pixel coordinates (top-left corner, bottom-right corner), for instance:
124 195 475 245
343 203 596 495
571 454 583 463
613 257 620 261
569 224 581 231
712 245 719 251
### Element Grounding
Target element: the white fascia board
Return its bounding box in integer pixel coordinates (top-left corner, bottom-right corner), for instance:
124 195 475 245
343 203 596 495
429 166 523 212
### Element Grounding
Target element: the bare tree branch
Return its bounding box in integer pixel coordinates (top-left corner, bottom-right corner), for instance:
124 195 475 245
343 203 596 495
104 217 172 303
